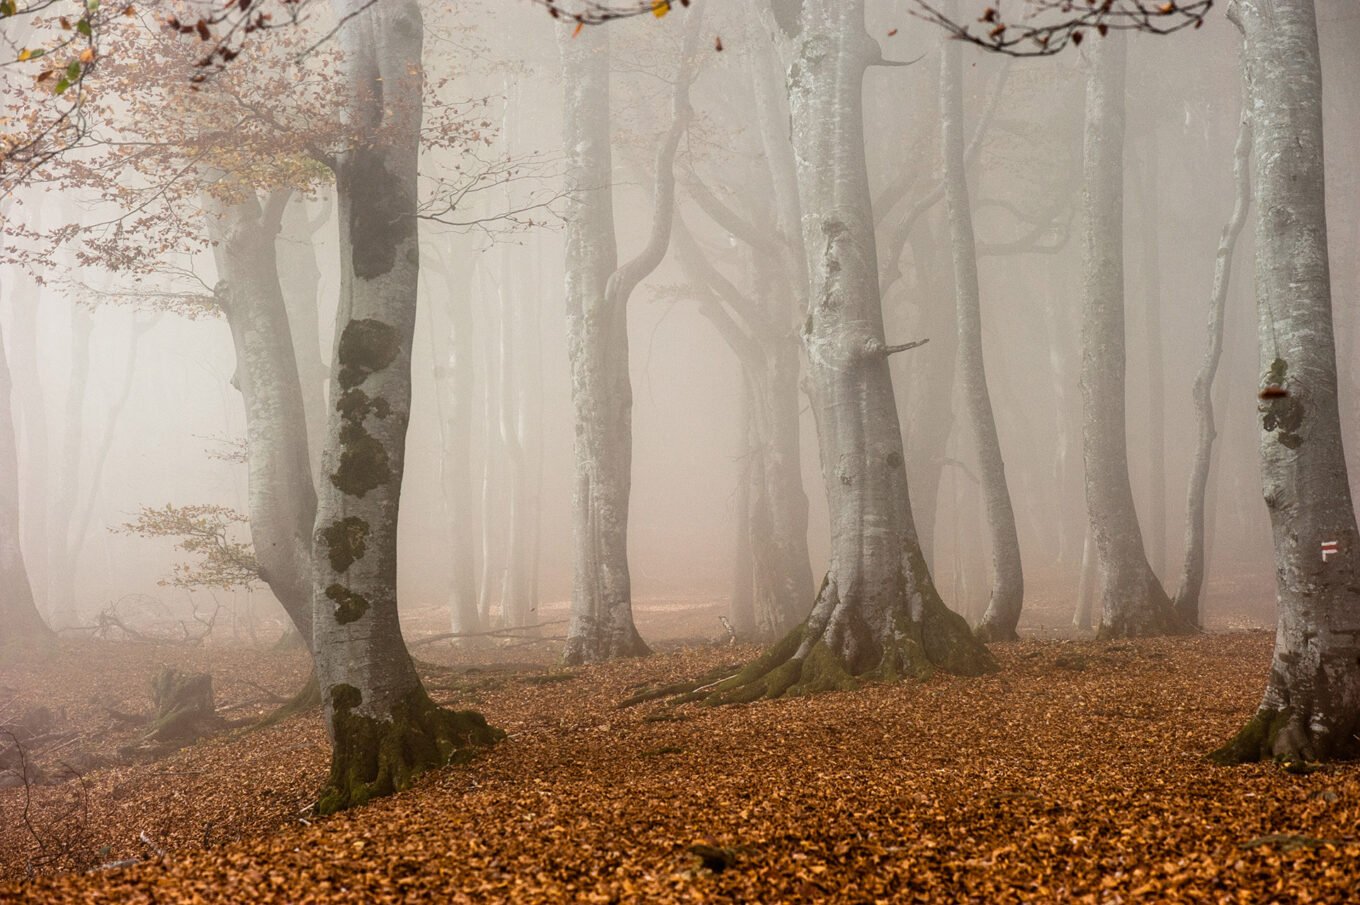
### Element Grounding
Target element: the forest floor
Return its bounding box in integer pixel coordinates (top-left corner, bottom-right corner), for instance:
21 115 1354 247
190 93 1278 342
1 596 1357 902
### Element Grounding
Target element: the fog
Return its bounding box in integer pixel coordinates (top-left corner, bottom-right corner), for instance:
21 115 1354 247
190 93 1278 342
1 0 1357 643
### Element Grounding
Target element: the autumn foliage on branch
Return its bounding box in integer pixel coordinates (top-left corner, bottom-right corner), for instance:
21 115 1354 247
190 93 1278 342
915 0 1212 55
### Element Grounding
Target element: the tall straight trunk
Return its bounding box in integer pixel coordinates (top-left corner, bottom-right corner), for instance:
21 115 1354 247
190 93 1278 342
1215 0 1360 764
680 225 813 641
0 316 51 653
939 13 1024 642
731 383 756 638
313 0 497 813
498 245 534 629
277 195 332 486
206 186 317 647
1079 32 1185 639
1073 529 1096 631
44 307 90 628
1173 80 1252 627
705 0 992 702
52 312 150 629
428 253 480 635
9 279 47 613
1139 130 1168 580
557 9 701 664
902 225 956 568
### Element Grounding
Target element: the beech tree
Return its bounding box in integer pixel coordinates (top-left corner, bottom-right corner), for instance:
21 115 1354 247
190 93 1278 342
692 0 994 703
938 1 1024 642
1078 31 1186 639
556 7 703 664
308 0 498 812
0 315 51 654
1213 0 1360 764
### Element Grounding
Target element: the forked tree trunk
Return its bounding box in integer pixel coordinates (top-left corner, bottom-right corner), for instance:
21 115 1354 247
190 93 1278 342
1079 32 1185 639
313 0 497 813
0 316 51 654
557 10 701 664
1214 0 1360 764
1173 79 1252 627
939 13 1024 642
206 186 317 647
705 0 992 702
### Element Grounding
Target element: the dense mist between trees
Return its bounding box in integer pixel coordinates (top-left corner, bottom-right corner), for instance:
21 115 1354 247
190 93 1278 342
0 0 1359 895
4 1 1353 641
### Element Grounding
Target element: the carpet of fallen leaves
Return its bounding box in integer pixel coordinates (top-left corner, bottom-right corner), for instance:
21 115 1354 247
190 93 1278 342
3 619 1359 903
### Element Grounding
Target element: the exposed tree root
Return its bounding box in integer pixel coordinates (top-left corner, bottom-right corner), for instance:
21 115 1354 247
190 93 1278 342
1096 581 1195 641
254 672 321 729
622 584 995 709
317 686 502 815
974 620 1020 644
1210 705 1360 766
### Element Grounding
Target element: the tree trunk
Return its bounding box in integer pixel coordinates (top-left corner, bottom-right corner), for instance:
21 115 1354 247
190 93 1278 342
427 251 480 636
9 279 48 615
277 194 332 486
313 0 497 813
0 316 51 654
730 384 756 639
1173 79 1252 627
44 306 90 629
557 10 701 663
1138 131 1168 581
1079 32 1185 639
1073 528 1096 631
206 186 317 648
707 0 993 702
1214 0 1360 764
939 12 1024 642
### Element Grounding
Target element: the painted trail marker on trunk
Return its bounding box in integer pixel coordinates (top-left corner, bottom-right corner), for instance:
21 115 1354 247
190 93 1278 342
1321 540 1338 562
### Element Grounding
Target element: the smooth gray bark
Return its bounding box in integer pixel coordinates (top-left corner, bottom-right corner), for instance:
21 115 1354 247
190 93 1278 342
1079 32 1185 639
1172 80 1252 628
313 0 495 813
939 16 1024 642
704 0 992 700
1137 131 1168 580
207 186 317 647
1215 0 1360 763
277 194 332 486
557 11 702 664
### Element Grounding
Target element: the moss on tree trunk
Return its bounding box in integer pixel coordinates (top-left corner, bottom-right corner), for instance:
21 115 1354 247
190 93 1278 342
318 685 503 815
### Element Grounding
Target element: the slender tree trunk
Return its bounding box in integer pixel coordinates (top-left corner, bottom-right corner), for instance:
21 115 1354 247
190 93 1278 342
277 194 332 486
1173 82 1252 627
0 316 51 653
1073 529 1096 631
1079 32 1185 639
1214 0 1360 764
9 279 47 613
428 252 480 636
313 0 497 813
731 384 756 638
1138 130 1168 580
706 0 992 702
44 307 90 628
206 187 317 648
557 10 701 663
939 13 1023 642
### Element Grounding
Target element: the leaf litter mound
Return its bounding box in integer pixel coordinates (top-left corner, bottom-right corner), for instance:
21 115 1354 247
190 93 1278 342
2 631 1359 902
